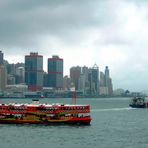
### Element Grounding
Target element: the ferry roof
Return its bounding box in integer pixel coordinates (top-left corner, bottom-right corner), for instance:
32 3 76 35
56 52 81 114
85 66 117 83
0 103 89 107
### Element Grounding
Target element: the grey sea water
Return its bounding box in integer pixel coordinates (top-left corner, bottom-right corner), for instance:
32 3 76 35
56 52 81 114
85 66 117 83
0 97 148 148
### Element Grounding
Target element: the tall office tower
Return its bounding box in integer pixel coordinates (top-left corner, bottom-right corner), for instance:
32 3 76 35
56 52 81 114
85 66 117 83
108 77 113 95
88 64 99 96
78 73 85 94
47 55 63 89
105 66 110 86
15 67 25 84
70 66 81 90
0 65 7 91
0 51 3 65
63 75 71 90
25 52 43 91
104 66 113 95
99 71 108 95
7 64 15 75
82 66 89 95
82 66 89 81
43 72 48 87
100 72 105 86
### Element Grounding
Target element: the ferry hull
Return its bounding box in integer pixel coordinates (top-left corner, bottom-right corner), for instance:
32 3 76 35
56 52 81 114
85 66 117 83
129 102 148 108
129 104 146 108
0 117 92 125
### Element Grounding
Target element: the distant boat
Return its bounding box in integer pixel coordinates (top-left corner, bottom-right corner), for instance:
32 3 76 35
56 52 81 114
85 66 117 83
129 96 148 108
0 100 92 125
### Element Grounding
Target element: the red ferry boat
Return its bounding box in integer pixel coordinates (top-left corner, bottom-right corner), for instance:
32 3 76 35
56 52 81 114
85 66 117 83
0 100 92 125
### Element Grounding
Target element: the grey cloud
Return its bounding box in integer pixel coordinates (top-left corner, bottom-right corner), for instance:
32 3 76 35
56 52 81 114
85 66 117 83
0 0 147 49
0 0 108 48
0 0 123 50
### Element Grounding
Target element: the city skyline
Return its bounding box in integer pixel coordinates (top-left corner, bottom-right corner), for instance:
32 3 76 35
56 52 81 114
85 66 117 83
0 0 148 91
0 50 113 97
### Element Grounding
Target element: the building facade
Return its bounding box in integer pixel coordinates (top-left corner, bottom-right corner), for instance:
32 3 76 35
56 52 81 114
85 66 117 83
70 66 81 90
105 66 110 86
63 75 71 91
15 67 25 84
100 72 105 87
78 73 85 94
88 64 99 96
0 65 7 91
25 52 43 91
0 51 3 65
47 55 63 89
99 66 113 95
0 51 7 91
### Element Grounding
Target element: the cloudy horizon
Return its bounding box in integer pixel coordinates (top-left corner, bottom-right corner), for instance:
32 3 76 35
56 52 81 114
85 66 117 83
1 0 148 91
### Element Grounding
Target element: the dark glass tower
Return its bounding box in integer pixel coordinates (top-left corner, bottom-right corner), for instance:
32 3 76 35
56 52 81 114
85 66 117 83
105 66 109 86
0 51 3 65
25 52 43 91
47 55 63 88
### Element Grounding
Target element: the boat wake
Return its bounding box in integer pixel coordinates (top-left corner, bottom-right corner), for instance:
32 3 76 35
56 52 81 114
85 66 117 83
91 107 135 112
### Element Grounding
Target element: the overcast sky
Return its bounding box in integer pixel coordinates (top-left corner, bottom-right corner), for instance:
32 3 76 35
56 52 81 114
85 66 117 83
1 0 148 91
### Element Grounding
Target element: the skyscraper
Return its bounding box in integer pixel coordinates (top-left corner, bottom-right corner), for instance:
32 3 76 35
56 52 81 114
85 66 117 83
0 65 7 91
70 66 81 90
25 52 43 91
88 64 99 96
100 72 105 86
47 55 63 88
0 51 7 91
78 73 85 94
63 75 71 90
105 66 109 86
0 51 3 65
99 71 108 95
15 67 25 84
81 66 89 95
104 66 113 95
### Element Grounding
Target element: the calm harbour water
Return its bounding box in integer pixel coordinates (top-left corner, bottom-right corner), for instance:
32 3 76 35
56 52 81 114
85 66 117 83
0 97 148 148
